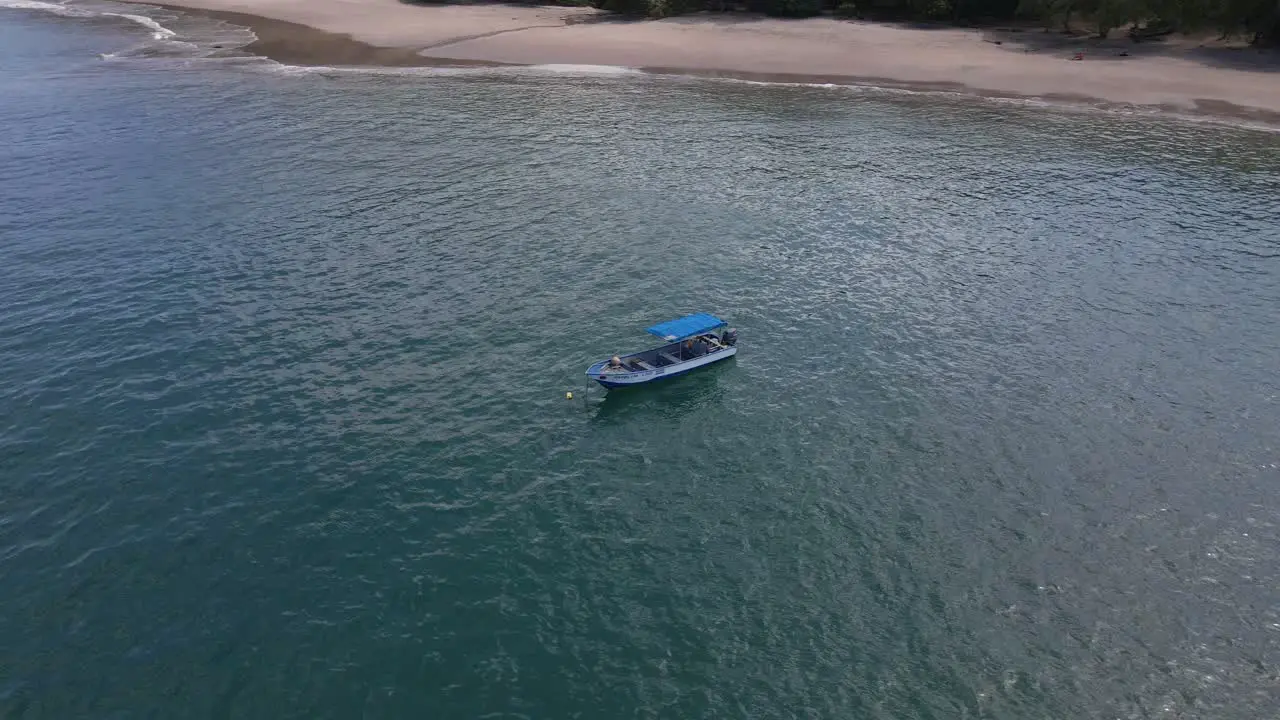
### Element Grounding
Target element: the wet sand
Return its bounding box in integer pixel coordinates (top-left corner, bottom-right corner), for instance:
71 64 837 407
148 7 505 67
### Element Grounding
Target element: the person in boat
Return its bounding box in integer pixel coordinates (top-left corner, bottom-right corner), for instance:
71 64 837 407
607 356 626 372
683 338 709 359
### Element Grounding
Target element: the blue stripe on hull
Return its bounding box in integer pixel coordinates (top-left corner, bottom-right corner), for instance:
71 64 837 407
592 354 731 389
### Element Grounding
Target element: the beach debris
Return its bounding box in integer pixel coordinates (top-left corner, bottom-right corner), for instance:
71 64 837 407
1071 49 1084 60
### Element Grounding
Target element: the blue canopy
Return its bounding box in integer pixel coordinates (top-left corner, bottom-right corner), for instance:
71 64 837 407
646 313 727 342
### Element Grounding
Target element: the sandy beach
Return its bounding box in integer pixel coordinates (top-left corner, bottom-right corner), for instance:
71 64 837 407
130 0 1280 119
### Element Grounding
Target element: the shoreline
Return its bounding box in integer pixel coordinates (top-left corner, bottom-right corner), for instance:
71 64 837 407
126 1 1280 123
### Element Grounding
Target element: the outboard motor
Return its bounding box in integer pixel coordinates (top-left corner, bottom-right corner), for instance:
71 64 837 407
723 328 738 346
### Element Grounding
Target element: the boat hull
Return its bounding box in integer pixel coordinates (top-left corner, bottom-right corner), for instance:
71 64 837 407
589 346 736 388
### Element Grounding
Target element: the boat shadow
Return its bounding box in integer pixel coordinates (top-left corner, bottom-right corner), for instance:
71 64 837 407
588 357 736 424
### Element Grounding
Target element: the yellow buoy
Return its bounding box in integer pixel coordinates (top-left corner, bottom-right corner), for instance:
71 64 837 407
565 391 574 400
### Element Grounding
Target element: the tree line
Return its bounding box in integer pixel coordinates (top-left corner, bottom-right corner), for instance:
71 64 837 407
584 0 1279 44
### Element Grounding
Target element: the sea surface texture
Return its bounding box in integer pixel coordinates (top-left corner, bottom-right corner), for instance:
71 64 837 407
2 5 1280 718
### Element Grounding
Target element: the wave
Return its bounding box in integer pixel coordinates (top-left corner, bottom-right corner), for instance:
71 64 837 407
250 57 1279 134
524 64 642 76
252 59 1280 133
118 12 176 40
260 63 642 79
0 0 91 15
0 0 178 40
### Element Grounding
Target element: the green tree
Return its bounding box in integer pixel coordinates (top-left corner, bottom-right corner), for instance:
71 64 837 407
594 0 653 12
583 0 1277 45
749 0 825 16
1018 0 1076 29
1090 0 1139 36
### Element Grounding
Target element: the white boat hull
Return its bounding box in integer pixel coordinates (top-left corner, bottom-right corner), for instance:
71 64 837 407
589 345 736 388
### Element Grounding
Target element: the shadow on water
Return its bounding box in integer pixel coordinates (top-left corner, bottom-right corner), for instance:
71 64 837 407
587 358 737 424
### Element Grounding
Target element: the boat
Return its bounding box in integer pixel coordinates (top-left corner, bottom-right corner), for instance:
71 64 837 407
587 312 739 388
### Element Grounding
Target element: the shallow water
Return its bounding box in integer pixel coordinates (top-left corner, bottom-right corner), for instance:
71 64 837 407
2 5 1280 718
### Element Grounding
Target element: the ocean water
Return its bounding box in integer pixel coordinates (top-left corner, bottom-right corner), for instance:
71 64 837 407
3 4 1280 718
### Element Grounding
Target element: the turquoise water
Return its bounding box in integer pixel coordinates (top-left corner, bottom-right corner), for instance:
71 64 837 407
3 5 1280 718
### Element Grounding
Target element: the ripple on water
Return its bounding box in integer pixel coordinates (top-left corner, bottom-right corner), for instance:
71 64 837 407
2 13 1280 718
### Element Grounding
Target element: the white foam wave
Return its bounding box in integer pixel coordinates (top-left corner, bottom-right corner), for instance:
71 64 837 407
0 0 90 16
0 0 179 41
119 12 175 40
273 62 645 80
270 64 520 78
525 64 641 76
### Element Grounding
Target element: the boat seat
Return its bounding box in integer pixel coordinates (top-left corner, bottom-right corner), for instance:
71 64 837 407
659 352 681 365
630 359 654 371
